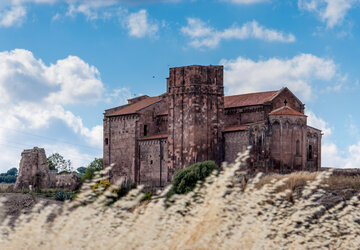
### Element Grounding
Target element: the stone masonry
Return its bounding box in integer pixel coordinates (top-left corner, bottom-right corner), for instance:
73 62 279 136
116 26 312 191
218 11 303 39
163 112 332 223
104 65 322 189
15 147 81 191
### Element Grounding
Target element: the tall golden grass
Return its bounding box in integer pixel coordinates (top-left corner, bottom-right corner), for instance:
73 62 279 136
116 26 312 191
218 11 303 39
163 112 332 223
0 149 359 249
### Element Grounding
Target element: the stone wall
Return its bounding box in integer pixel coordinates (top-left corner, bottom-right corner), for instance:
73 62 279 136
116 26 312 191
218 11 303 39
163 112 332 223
55 173 81 191
104 115 138 183
138 139 168 188
14 147 80 191
224 131 249 163
167 65 224 180
15 147 51 190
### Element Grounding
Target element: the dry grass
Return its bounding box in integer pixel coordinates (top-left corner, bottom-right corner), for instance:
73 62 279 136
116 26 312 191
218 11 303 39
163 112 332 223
0 151 359 249
0 183 14 193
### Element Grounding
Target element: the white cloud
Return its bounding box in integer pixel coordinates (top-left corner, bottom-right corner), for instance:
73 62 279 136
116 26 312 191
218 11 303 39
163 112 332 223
181 18 295 49
322 141 360 168
305 111 360 168
0 49 108 172
221 53 338 101
298 0 358 28
126 9 159 38
0 5 26 27
306 110 332 138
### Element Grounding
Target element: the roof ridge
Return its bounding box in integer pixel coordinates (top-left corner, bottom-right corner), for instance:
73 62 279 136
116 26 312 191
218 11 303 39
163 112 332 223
225 89 279 98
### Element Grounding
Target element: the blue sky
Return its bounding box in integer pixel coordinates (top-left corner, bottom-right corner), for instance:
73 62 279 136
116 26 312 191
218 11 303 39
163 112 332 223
0 0 359 172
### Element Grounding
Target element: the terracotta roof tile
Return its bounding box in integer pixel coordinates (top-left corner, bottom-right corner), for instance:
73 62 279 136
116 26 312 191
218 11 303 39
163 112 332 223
269 106 306 116
140 133 168 140
224 90 279 108
224 125 248 132
107 96 161 116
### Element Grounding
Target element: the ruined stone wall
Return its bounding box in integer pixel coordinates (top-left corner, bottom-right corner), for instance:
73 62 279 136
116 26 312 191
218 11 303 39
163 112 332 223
167 65 224 181
224 131 250 163
55 173 81 191
15 147 51 190
15 147 80 191
104 115 138 183
138 139 168 188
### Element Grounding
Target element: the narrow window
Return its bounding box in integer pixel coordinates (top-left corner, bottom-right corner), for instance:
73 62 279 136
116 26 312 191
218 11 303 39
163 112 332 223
144 125 148 136
296 140 300 155
105 138 109 145
308 145 313 160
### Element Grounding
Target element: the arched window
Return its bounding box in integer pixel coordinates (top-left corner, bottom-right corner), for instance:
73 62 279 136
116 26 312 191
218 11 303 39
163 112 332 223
308 145 313 160
296 140 300 155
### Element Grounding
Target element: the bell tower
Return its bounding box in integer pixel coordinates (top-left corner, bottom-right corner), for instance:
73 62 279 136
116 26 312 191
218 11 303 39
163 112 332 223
167 65 224 180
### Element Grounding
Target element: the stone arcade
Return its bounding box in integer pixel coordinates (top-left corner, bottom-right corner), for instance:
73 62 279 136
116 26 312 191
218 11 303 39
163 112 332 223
104 65 322 189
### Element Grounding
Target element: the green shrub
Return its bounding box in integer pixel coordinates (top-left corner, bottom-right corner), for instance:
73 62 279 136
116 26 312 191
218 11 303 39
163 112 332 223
167 161 219 198
141 192 152 202
55 191 71 201
81 158 104 182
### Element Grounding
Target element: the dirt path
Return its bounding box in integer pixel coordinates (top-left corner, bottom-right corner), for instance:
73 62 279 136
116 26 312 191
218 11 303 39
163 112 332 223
0 193 63 227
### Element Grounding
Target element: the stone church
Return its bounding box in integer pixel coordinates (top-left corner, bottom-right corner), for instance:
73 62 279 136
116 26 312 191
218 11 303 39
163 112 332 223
103 65 322 188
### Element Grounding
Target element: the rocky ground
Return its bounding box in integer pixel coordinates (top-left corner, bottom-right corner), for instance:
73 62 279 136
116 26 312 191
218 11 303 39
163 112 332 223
0 193 63 227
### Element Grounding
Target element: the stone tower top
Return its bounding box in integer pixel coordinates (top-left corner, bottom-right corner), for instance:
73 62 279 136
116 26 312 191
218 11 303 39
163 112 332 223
167 65 223 91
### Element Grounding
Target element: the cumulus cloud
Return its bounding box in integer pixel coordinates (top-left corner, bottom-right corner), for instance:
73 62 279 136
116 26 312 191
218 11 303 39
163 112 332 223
126 9 159 38
322 141 360 168
298 0 357 28
221 54 338 101
0 49 108 172
306 110 332 138
304 110 360 168
0 5 26 27
181 18 295 49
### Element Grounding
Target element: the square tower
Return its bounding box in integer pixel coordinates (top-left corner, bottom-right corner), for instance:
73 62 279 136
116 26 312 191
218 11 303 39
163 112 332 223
167 65 224 180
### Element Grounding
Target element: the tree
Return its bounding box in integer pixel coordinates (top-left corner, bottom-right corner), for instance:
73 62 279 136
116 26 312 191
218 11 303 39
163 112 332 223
47 153 72 173
76 166 87 179
82 158 103 182
6 168 18 176
77 167 86 175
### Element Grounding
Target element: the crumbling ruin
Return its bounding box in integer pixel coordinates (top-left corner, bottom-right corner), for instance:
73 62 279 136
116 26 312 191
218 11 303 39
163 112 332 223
14 147 80 191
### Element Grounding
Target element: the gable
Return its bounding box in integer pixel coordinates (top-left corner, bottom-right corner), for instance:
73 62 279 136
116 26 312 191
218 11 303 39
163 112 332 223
270 88 304 113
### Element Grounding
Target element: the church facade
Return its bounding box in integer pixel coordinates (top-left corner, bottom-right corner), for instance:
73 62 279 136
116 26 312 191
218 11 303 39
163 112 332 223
103 65 322 188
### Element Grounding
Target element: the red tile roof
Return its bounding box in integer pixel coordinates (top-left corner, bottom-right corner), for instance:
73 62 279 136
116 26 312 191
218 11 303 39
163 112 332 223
107 96 161 116
140 133 168 140
269 106 306 116
224 125 248 132
224 90 279 108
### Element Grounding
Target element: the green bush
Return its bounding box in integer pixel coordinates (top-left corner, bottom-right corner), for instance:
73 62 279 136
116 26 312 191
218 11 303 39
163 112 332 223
167 161 219 198
141 192 152 202
81 158 104 182
55 191 71 201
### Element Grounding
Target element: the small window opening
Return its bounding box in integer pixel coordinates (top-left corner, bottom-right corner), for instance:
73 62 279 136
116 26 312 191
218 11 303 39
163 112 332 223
308 145 313 160
296 140 300 155
150 160 153 165
144 125 148 136
105 138 109 145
